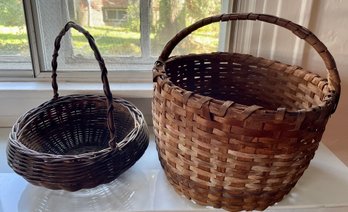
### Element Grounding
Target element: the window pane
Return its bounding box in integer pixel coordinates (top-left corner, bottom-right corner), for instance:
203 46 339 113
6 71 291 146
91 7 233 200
117 10 127 20
68 0 140 57
150 0 221 56
0 0 30 57
35 0 223 73
106 10 117 20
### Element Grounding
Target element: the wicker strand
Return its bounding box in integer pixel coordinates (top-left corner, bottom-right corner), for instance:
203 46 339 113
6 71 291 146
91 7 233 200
51 21 117 148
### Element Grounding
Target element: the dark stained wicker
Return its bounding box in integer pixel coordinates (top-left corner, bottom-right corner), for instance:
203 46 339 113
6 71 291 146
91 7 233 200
152 13 340 211
7 22 149 191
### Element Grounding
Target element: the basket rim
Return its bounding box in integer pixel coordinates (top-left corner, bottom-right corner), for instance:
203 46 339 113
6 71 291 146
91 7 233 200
8 94 146 159
154 52 338 116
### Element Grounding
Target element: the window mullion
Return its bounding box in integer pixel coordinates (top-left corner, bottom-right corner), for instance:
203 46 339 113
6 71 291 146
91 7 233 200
218 0 235 52
30 0 71 74
140 0 151 59
23 0 40 77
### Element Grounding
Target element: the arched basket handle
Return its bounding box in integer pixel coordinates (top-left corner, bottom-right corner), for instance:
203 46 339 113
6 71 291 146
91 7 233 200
51 21 117 149
156 13 340 110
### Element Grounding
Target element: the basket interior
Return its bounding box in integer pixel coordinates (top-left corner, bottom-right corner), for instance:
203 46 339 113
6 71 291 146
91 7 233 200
16 96 135 155
165 53 327 111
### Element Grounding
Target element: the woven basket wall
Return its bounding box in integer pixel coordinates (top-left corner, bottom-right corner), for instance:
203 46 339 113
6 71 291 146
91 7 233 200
152 13 340 211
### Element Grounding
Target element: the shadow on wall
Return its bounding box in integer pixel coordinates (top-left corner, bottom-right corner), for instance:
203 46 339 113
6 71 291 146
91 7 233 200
322 77 348 164
300 0 348 165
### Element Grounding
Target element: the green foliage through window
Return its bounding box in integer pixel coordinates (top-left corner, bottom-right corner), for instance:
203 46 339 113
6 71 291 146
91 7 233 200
0 0 29 57
69 0 221 57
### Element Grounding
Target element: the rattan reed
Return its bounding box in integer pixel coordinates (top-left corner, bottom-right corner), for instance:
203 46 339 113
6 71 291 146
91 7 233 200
7 22 149 191
152 13 340 211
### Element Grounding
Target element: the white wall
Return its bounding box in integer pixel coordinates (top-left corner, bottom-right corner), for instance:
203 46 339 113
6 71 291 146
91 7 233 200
302 0 348 163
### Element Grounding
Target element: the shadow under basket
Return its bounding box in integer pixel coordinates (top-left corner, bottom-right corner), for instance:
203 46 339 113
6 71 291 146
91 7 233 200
7 22 149 191
152 13 340 211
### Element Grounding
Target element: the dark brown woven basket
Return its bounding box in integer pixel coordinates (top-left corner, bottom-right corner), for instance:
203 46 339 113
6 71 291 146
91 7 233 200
7 22 149 191
152 13 341 211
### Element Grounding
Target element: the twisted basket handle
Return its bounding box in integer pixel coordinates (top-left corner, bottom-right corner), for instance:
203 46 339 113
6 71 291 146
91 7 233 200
51 21 118 149
157 13 340 109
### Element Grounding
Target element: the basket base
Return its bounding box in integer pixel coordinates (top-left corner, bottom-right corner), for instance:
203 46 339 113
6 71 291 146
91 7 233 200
64 146 105 155
162 162 295 211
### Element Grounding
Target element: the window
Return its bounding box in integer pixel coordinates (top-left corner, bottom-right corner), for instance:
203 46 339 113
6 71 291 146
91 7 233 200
0 0 31 71
103 8 127 22
1 0 231 80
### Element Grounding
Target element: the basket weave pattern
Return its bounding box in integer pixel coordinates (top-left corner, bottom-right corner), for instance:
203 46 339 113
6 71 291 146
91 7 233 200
7 22 149 191
152 13 340 211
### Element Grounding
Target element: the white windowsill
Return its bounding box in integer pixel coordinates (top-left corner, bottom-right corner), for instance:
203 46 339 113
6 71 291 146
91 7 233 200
1 128 348 211
0 81 153 127
0 81 153 98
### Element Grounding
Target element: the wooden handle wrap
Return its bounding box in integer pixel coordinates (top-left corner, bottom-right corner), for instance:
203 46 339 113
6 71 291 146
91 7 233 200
51 21 117 149
158 13 340 98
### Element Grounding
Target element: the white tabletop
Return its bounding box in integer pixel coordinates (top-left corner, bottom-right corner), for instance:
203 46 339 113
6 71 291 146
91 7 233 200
1 128 348 212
